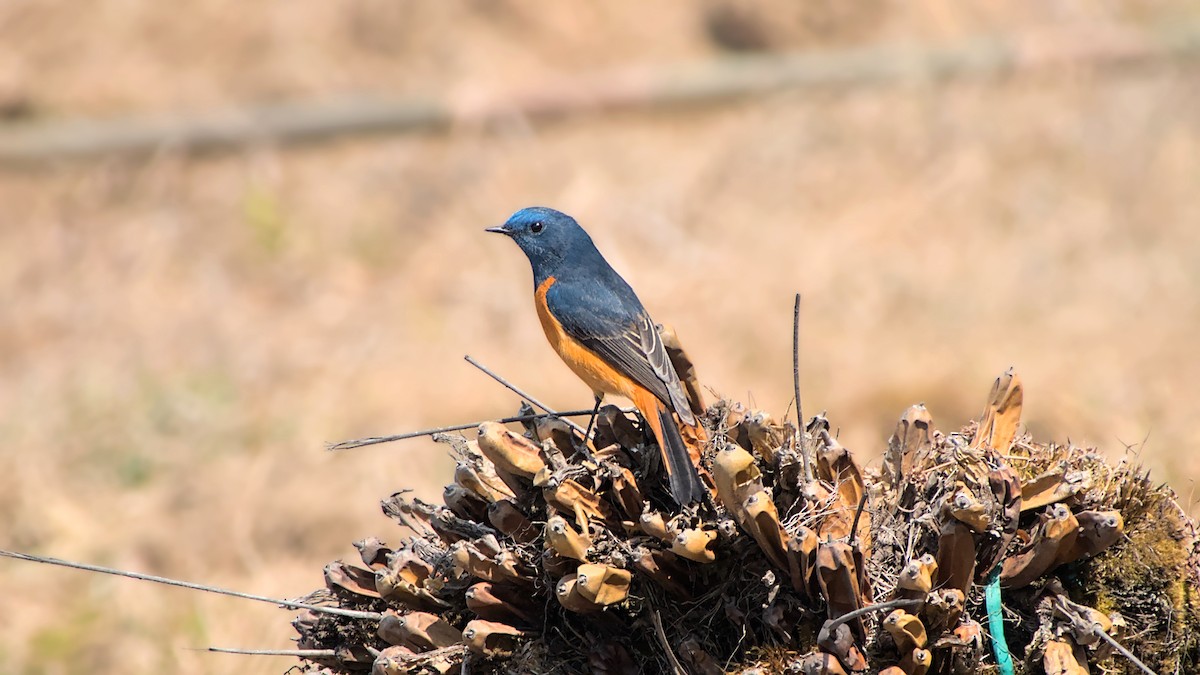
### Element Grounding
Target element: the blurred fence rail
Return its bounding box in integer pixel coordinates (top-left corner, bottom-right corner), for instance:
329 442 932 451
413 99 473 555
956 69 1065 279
2 23 1198 167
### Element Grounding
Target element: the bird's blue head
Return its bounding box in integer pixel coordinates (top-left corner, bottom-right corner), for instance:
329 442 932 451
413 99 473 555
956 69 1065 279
486 206 598 282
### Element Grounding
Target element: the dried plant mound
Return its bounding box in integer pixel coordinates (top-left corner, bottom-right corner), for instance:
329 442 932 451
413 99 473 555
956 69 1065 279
290 370 1199 674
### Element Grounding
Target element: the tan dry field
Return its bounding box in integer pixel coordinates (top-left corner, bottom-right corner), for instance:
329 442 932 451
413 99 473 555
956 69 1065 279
2 2 1200 674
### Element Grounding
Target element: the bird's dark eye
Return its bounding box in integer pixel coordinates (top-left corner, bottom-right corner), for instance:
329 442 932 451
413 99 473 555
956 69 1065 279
530 221 544 234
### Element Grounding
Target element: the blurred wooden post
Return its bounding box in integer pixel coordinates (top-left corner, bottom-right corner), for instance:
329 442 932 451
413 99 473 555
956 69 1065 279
1 24 1198 166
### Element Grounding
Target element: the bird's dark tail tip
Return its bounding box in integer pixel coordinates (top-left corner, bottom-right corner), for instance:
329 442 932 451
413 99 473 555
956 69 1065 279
659 407 706 505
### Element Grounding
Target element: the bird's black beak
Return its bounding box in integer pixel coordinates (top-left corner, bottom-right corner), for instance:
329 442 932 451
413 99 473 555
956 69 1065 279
485 225 513 236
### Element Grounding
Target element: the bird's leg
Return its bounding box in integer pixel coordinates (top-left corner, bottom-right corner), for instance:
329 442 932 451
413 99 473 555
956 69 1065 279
583 394 604 441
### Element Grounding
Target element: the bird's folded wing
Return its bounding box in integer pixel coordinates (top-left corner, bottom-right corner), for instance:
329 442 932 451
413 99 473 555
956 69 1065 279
548 281 696 425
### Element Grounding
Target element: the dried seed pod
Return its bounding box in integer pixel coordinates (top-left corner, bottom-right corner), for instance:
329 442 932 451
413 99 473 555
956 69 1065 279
977 463 1022 581
463 619 524 658
533 415 581 456
671 527 718 563
1055 510 1123 565
545 515 592 562
608 465 643 521
1021 466 1091 512
716 517 739 540
379 610 463 651
473 533 505 558
325 560 382 599
371 645 419 675
638 507 672 541
935 619 983 649
944 483 990 532
742 409 786 464
376 610 410 647
477 422 546 478
451 540 530 585
1000 503 1080 587
631 546 691 598
816 621 868 673
354 537 392 570
815 429 865 510
786 526 819 598
894 554 937 601
884 403 934 487
428 502 494 544
795 650 849 675
380 492 437 539
555 573 602 614
883 609 928 653
739 489 789 570
455 457 515 503
376 553 447 611
934 519 976 595
922 588 964 636
660 323 706 417
714 442 764 516
722 401 752 450
487 499 539 544
899 648 932 675
801 479 854 540
574 563 633 605
972 368 1023 454
595 405 643 451
1042 638 1089 675
815 539 866 640
465 582 537 625
443 483 489 522
544 477 613 530
1049 593 1115 648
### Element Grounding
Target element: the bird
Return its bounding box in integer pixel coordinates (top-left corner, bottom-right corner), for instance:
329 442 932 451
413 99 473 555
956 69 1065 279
487 206 708 505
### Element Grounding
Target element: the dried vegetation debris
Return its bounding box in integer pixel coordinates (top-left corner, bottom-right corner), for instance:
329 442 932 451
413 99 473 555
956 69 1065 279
291 369 1199 674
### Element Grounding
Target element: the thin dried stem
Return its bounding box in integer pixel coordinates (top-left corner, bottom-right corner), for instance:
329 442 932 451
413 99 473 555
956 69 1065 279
849 492 870 545
817 598 923 647
464 354 587 435
0 549 381 621
207 647 337 658
651 608 687 675
1092 628 1157 675
793 293 812 481
327 407 630 451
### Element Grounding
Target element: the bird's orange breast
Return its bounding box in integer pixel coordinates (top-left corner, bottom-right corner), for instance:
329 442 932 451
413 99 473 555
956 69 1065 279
534 276 637 400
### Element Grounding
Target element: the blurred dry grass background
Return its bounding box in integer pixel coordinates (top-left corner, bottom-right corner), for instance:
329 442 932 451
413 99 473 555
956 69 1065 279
2 1 1199 673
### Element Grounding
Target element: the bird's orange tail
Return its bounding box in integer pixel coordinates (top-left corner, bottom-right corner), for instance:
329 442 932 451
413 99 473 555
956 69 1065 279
633 388 707 505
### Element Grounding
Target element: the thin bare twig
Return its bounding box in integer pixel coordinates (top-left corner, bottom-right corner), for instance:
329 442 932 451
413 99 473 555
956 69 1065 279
207 647 337 658
849 492 870 545
326 407 628 451
816 598 923 647
1054 600 1158 675
464 355 587 436
793 293 812 481
1091 627 1157 675
0 549 381 621
650 608 687 675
